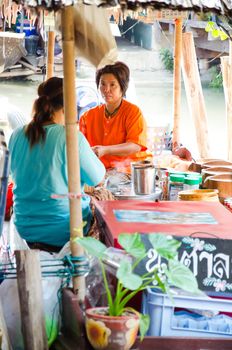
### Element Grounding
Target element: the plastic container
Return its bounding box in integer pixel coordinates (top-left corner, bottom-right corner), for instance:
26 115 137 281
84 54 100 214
25 35 39 55
168 174 185 201
16 19 37 37
156 167 169 200
142 288 232 338
186 173 202 185
168 171 186 177
183 176 200 191
178 189 219 202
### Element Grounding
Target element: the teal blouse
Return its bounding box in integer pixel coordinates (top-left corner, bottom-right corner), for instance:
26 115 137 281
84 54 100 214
9 124 105 247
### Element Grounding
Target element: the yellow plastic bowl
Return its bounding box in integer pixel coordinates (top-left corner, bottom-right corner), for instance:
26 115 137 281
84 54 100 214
178 189 219 201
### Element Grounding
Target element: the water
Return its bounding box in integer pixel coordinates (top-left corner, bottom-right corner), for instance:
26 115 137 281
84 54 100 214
0 80 38 118
134 79 226 159
0 72 227 160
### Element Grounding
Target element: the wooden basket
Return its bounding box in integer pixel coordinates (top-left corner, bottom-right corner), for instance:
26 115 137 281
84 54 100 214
204 174 232 202
202 166 232 185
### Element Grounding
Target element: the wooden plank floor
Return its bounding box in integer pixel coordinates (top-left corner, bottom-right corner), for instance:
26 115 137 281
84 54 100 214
52 335 232 350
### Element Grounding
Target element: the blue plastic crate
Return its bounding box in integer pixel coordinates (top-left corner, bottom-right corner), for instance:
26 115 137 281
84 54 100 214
142 288 232 338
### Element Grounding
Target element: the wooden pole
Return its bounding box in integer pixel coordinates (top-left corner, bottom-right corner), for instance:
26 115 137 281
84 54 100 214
61 6 85 299
182 32 210 159
15 250 48 350
221 42 232 161
46 30 55 79
172 18 182 147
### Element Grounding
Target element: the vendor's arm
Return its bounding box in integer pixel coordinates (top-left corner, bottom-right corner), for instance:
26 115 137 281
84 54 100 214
92 142 141 158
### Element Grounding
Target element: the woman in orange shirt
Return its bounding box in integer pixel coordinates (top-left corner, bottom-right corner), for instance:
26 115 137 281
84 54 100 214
79 61 151 172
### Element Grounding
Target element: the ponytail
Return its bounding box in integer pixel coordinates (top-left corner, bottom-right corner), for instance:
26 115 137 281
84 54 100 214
24 77 64 148
25 95 53 148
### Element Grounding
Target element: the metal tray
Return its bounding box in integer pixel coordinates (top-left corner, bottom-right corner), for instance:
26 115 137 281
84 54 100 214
114 186 162 201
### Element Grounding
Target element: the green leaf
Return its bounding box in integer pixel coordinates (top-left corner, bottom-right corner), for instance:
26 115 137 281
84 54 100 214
117 260 132 277
139 314 150 340
148 234 181 259
117 261 143 290
118 233 146 258
75 237 107 258
166 259 200 294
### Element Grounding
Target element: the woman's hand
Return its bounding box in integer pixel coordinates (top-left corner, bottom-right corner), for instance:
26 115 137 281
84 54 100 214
92 145 107 158
172 145 193 161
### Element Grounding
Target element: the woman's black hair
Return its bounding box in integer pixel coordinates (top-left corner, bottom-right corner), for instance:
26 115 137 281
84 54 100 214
96 61 130 97
25 77 63 148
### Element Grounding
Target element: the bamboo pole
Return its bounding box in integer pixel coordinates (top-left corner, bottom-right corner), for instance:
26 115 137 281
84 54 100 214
61 6 85 299
46 30 55 79
172 18 182 147
221 41 232 161
182 32 210 158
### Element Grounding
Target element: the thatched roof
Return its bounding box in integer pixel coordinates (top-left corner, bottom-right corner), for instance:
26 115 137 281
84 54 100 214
118 0 232 13
10 0 232 15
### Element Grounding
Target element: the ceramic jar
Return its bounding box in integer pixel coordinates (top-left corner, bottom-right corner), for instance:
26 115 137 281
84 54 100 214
85 307 139 350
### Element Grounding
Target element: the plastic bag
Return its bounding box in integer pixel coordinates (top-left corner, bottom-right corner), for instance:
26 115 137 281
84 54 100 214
85 247 133 307
0 251 63 349
56 4 118 68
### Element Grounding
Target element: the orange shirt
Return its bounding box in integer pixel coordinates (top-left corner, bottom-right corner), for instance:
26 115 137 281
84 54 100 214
79 99 151 171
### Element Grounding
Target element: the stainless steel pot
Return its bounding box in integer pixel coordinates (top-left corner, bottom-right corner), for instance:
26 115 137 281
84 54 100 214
131 161 156 195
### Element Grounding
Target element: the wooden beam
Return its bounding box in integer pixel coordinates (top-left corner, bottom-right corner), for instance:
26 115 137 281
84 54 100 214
0 69 35 78
52 335 232 350
195 37 229 54
221 43 232 161
18 59 38 72
15 250 48 350
61 6 85 299
60 288 86 342
182 32 210 158
172 18 182 146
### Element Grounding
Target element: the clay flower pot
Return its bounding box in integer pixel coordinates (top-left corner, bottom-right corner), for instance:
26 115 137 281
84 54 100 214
85 307 139 350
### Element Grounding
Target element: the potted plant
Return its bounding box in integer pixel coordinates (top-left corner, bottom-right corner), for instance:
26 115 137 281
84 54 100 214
76 233 200 350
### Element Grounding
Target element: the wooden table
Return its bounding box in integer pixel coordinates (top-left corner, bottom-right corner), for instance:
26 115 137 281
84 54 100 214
95 199 232 295
95 200 232 246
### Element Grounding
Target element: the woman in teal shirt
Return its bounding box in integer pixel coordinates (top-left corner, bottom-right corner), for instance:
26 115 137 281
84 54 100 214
9 77 105 251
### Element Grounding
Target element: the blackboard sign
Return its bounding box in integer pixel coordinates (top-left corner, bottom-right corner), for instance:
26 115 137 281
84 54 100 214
136 233 232 295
